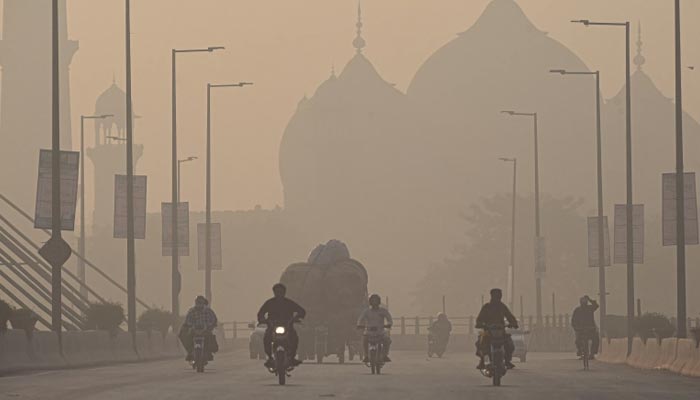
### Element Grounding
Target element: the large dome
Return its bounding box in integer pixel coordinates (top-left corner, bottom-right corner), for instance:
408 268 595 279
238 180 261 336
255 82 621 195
407 0 598 205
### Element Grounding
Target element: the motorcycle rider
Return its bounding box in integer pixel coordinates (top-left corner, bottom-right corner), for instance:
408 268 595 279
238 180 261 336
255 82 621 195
357 294 393 363
428 312 453 353
475 288 518 370
257 283 306 369
572 295 600 359
180 295 219 362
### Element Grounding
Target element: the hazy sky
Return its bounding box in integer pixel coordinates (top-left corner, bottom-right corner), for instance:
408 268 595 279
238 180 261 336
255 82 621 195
17 0 700 214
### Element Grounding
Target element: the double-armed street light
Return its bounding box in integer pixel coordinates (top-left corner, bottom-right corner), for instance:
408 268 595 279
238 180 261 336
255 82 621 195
498 157 517 311
78 114 113 299
572 18 635 355
171 46 224 318
500 110 543 327
549 68 608 335
205 82 253 304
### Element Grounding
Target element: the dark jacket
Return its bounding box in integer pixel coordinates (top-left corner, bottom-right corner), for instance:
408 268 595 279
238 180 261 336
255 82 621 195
257 297 306 324
476 301 518 328
429 319 453 338
571 301 599 330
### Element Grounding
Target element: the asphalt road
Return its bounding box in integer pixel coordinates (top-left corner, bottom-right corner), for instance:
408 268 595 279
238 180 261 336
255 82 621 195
1 351 698 400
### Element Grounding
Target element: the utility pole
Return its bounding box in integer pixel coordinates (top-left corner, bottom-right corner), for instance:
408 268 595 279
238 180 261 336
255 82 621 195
674 0 687 340
125 0 136 340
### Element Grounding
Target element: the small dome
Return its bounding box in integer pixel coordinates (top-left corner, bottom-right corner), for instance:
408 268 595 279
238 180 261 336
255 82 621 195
94 80 134 135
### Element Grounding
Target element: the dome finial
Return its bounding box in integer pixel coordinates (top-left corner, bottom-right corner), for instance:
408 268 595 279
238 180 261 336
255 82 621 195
634 21 646 70
352 1 366 54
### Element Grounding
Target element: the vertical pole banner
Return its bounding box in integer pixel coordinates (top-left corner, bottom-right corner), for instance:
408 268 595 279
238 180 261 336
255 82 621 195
614 204 644 264
587 216 611 267
161 202 189 256
662 172 699 246
114 175 147 239
197 223 222 270
34 150 80 230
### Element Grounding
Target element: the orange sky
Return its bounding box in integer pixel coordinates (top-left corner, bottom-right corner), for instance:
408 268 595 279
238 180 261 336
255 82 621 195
21 0 700 214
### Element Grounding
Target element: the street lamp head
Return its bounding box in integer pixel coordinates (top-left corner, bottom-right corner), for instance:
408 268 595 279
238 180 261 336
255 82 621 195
208 46 225 52
549 69 567 75
498 157 515 162
99 114 114 119
106 135 127 141
239 82 254 86
500 110 516 116
571 19 590 26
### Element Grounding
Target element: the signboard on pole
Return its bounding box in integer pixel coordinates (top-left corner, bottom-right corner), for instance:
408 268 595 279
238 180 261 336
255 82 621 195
534 236 546 278
34 150 80 230
662 172 699 246
113 175 148 239
197 223 222 271
587 216 611 267
161 202 189 256
613 204 644 264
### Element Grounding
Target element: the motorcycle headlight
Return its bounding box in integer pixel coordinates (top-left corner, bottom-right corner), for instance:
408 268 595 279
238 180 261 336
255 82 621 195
275 326 286 334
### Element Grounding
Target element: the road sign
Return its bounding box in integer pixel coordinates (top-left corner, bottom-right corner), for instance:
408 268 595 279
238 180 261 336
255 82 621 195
33 150 80 230
113 175 148 239
662 172 699 246
587 216 611 267
534 236 546 278
38 236 72 266
161 202 189 256
613 204 644 264
197 223 222 271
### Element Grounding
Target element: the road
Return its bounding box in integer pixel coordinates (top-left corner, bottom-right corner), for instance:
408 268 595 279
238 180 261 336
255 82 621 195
1 351 698 399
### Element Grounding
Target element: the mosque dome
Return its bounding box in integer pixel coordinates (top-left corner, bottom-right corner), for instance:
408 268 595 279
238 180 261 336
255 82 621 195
93 79 135 139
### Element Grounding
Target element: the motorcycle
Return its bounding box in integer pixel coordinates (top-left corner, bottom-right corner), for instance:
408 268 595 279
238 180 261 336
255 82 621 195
268 319 300 385
427 328 448 358
359 325 390 375
191 327 209 373
478 324 511 386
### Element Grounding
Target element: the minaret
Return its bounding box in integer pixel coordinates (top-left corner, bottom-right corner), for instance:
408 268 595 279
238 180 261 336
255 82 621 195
0 0 78 211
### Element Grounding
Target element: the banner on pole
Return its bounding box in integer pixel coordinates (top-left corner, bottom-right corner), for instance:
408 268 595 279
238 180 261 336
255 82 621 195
534 236 546 278
113 175 147 239
34 150 80 230
662 172 699 246
613 204 644 264
161 202 189 256
197 223 222 271
587 216 611 267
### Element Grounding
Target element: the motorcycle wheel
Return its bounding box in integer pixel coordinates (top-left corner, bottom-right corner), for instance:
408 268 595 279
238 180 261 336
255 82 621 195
195 348 205 373
369 349 378 375
338 351 345 364
276 352 286 385
492 350 503 386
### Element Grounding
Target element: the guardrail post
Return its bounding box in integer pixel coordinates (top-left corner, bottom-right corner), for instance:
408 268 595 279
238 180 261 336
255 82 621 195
400 317 406 336
528 315 533 330
469 316 474 335
232 321 237 340
545 315 550 328
564 314 570 328
415 316 420 335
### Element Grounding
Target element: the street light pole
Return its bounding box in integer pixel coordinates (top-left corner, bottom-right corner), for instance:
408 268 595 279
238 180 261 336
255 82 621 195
177 157 198 204
171 46 224 318
205 82 252 303
50 0 63 337
549 68 607 335
79 114 112 299
125 0 137 339
573 18 634 355
501 110 542 326
673 0 687 339
499 157 517 311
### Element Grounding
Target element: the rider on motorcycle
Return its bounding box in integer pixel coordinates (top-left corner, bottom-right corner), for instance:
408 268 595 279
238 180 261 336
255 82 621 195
357 294 393 363
475 288 518 370
180 295 219 362
429 312 452 349
572 295 600 359
257 283 306 369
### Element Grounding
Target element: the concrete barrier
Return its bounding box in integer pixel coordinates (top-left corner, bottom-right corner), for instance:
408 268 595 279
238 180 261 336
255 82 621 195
135 331 157 360
680 341 700 377
605 338 628 364
63 331 112 366
656 338 678 371
0 330 33 374
32 331 66 369
626 337 645 368
638 338 661 370
109 331 138 363
670 339 695 374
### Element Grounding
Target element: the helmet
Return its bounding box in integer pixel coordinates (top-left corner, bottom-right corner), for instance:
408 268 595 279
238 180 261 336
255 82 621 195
369 294 381 306
437 312 447 321
195 295 207 306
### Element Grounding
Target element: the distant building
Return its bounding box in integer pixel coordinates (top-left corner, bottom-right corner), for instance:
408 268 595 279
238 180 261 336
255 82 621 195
0 0 77 212
87 79 143 233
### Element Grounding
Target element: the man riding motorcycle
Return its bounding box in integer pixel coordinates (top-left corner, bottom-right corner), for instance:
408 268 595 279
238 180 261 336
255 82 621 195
572 295 600 359
357 294 393 363
179 295 219 362
475 288 518 370
428 312 452 353
257 283 306 369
